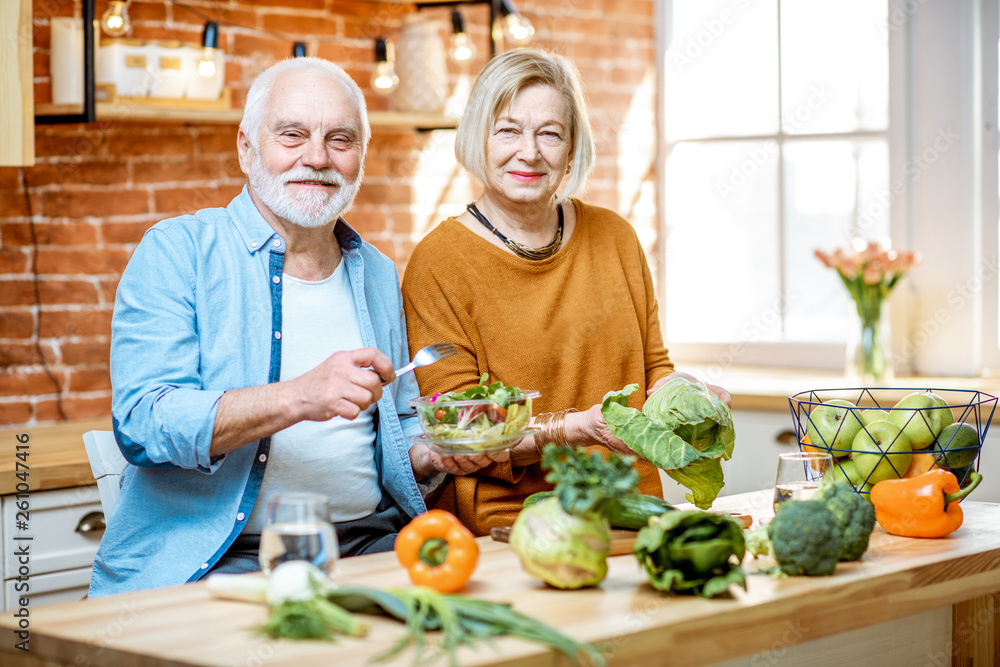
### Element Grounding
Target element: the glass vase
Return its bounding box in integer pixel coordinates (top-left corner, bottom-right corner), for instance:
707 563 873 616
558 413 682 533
845 301 893 385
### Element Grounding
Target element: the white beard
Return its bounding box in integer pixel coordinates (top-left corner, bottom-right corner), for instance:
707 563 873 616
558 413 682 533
248 152 363 229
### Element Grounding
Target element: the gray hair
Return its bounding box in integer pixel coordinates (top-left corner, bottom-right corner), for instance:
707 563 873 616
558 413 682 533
455 49 595 200
240 57 371 154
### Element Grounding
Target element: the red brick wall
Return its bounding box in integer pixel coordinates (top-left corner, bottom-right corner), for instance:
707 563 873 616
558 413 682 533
0 0 657 427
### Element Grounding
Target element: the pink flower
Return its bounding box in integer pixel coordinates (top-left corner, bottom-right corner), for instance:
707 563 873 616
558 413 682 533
815 240 920 298
863 265 882 285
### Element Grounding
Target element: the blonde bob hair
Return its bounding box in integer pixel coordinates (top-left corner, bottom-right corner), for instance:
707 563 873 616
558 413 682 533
455 49 595 201
240 57 371 155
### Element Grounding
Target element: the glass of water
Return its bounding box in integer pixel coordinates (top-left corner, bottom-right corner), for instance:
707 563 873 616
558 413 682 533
258 494 339 579
773 451 833 513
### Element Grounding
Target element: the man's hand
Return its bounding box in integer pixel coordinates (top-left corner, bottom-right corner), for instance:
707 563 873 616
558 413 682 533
292 348 395 421
211 348 395 457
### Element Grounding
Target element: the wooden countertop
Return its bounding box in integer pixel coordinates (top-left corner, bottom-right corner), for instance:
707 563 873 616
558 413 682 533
2 492 999 667
695 365 1000 415
0 418 109 495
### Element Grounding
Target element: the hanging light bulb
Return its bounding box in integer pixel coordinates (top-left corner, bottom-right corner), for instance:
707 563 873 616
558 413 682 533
449 10 475 63
371 37 399 95
498 0 534 46
197 21 220 78
292 42 307 58
101 0 132 37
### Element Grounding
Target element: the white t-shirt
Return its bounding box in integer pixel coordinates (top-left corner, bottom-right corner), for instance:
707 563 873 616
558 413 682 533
243 260 381 533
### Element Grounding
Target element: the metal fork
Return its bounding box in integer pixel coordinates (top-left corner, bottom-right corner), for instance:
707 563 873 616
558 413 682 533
392 343 458 379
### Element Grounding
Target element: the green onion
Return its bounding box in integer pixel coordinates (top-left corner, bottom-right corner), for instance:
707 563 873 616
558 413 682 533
329 585 605 667
258 598 368 641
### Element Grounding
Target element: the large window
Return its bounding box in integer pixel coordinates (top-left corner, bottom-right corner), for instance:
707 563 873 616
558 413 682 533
660 0 892 369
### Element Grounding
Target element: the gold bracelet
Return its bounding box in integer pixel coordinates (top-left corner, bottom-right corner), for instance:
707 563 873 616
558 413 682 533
534 408 579 455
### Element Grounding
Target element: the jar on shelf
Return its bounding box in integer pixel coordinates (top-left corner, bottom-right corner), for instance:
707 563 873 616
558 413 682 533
148 41 187 99
391 14 448 114
97 38 153 98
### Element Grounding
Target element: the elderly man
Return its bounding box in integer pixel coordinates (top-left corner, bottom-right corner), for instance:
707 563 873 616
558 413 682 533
90 58 443 596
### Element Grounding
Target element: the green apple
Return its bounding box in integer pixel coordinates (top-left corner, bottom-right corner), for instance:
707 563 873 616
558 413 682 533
859 409 889 427
852 420 913 485
888 391 951 450
934 421 981 469
805 399 863 453
823 457 865 490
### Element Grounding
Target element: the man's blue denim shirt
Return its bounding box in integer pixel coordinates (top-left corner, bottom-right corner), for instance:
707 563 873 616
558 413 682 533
90 186 427 597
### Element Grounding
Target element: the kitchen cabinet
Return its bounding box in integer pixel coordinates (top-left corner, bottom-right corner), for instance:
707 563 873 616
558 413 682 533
976 431 1000 503
0 0 34 166
1 486 103 611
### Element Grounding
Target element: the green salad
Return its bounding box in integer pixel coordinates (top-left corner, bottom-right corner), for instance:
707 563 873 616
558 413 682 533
415 374 533 444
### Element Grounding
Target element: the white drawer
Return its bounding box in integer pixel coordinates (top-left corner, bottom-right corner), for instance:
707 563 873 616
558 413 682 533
4 567 91 611
2 486 104 578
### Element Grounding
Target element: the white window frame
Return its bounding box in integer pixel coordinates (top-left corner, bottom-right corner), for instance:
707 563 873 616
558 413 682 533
655 0 1000 378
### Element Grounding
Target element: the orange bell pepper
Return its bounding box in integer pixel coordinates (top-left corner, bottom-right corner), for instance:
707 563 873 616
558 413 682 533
869 468 982 538
394 509 479 592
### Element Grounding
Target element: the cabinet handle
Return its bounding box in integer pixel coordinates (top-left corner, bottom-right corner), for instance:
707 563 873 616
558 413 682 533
775 430 798 446
76 511 107 534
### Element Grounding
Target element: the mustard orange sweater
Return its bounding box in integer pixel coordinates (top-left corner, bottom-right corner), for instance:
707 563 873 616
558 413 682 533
401 199 674 536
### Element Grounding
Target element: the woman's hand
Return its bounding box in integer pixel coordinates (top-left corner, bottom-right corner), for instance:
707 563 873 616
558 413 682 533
648 371 733 407
564 405 635 456
409 442 509 480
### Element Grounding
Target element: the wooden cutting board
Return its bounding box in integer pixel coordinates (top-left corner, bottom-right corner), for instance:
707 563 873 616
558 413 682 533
490 513 752 557
490 526 641 555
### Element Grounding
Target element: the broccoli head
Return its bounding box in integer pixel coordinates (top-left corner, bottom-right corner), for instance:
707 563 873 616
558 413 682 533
767 500 842 576
813 479 876 561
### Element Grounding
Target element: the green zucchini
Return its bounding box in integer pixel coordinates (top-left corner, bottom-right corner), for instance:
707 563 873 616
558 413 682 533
521 491 674 531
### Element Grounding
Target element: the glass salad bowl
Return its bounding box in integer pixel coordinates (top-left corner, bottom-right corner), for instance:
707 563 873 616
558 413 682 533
409 377 539 455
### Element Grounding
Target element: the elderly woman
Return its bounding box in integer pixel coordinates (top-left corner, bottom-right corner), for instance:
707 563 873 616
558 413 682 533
402 49 729 536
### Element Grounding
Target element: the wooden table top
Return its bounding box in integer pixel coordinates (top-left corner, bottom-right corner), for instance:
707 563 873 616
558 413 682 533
3 492 1000 667
0 418 109 495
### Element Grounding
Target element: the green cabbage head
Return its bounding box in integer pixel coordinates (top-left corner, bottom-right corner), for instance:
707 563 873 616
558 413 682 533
601 377 736 508
509 497 611 589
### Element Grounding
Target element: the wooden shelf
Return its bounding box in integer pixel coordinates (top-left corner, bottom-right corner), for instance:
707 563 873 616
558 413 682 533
34 102 458 129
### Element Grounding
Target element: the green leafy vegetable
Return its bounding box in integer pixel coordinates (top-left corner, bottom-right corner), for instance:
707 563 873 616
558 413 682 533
509 445 639 589
418 373 532 445
328 585 606 667
252 577 605 666
256 562 369 641
259 597 368 640
541 444 640 516
743 525 773 558
633 510 746 598
601 378 736 508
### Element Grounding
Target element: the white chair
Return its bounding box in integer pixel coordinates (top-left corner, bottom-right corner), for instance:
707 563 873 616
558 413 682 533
83 430 128 518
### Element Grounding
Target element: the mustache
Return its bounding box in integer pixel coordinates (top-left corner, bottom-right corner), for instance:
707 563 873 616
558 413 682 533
282 168 347 187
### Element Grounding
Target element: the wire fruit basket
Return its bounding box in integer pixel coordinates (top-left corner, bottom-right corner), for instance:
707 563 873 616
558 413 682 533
788 387 997 496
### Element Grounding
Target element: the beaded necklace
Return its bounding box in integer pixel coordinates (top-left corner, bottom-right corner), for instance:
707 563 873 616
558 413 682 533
466 202 564 261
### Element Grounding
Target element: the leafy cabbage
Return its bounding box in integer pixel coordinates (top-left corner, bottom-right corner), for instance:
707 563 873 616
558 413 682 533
633 510 746 597
600 377 736 508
